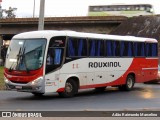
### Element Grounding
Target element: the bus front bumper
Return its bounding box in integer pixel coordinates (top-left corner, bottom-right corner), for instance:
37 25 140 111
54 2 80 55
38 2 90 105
4 76 45 93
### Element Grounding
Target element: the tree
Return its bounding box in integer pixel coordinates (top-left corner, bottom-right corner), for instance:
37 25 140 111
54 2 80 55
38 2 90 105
4 7 17 18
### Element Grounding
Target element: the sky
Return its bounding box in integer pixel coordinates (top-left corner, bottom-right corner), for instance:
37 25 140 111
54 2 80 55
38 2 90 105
1 0 160 18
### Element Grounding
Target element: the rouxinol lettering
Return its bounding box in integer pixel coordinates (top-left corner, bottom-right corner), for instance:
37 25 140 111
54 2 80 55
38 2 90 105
88 62 121 68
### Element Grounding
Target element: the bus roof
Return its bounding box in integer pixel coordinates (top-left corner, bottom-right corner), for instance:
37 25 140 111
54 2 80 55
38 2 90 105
13 30 157 43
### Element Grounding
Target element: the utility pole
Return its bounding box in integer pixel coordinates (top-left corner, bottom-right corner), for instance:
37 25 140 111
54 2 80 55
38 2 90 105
0 0 2 18
0 5 2 18
33 0 35 18
38 0 45 30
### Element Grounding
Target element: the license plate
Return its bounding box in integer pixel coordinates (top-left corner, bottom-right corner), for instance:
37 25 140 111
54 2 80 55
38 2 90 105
15 86 22 89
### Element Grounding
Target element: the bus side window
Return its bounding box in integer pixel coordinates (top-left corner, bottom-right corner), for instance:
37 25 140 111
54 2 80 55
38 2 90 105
49 36 66 47
67 37 87 57
152 43 158 57
96 40 104 56
140 43 145 56
68 38 76 56
89 39 104 57
106 40 112 56
146 43 150 57
128 42 133 56
54 49 62 65
77 39 87 56
89 40 96 56
121 41 133 57
112 41 120 56
134 42 145 57
146 43 158 57
46 48 54 65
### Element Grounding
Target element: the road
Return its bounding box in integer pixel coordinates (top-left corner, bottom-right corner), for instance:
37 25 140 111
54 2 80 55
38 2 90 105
0 83 160 111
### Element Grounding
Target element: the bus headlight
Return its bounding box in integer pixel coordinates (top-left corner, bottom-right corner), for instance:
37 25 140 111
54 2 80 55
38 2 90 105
31 77 43 86
4 77 10 84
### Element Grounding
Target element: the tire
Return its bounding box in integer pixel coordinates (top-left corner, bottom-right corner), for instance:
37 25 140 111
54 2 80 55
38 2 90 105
58 79 78 98
118 75 135 91
95 87 106 92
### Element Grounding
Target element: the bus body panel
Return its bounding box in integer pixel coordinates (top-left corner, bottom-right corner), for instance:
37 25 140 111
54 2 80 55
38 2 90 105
52 58 133 91
4 67 45 93
44 70 60 93
4 67 43 83
55 57 158 91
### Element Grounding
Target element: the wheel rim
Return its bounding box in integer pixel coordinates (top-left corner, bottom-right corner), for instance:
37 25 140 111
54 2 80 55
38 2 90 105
127 78 133 88
65 82 73 93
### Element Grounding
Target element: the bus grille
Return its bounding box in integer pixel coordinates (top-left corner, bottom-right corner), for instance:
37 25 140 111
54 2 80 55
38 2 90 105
11 81 29 84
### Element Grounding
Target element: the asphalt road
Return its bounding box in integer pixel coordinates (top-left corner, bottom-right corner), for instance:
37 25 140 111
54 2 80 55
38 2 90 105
0 83 160 111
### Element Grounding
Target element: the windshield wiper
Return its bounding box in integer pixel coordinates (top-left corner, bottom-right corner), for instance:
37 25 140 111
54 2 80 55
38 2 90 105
9 63 14 72
21 47 30 73
10 47 30 73
9 47 22 72
17 48 29 73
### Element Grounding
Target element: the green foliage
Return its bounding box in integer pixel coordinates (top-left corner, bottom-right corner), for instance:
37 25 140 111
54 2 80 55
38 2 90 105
0 66 4 90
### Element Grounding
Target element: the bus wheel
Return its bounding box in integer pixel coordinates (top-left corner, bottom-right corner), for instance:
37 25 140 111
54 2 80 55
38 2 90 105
95 87 106 92
119 75 135 91
58 79 78 98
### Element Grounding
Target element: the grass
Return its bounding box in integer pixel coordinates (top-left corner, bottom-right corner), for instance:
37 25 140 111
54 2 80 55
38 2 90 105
0 66 4 90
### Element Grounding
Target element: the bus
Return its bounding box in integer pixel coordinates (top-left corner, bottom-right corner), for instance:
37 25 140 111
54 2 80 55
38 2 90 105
4 30 158 97
88 4 154 17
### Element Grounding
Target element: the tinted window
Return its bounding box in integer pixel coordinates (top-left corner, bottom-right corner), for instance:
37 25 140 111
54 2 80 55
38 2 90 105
46 37 65 74
105 40 120 57
121 41 133 57
146 43 158 57
49 36 66 47
97 40 104 56
134 42 145 56
67 37 87 57
106 40 112 56
112 41 120 56
89 40 96 56
89 39 104 57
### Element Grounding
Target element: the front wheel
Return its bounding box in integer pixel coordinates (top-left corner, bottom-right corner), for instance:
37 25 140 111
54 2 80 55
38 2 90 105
118 75 135 91
58 79 78 98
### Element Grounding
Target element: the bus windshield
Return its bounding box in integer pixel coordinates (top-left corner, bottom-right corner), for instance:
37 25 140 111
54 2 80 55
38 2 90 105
5 39 46 71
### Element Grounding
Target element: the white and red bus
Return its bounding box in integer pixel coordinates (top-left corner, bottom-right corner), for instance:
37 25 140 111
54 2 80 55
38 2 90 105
4 30 158 97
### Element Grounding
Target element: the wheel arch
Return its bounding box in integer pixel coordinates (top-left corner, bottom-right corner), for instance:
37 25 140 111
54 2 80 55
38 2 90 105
127 72 136 82
66 76 80 89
